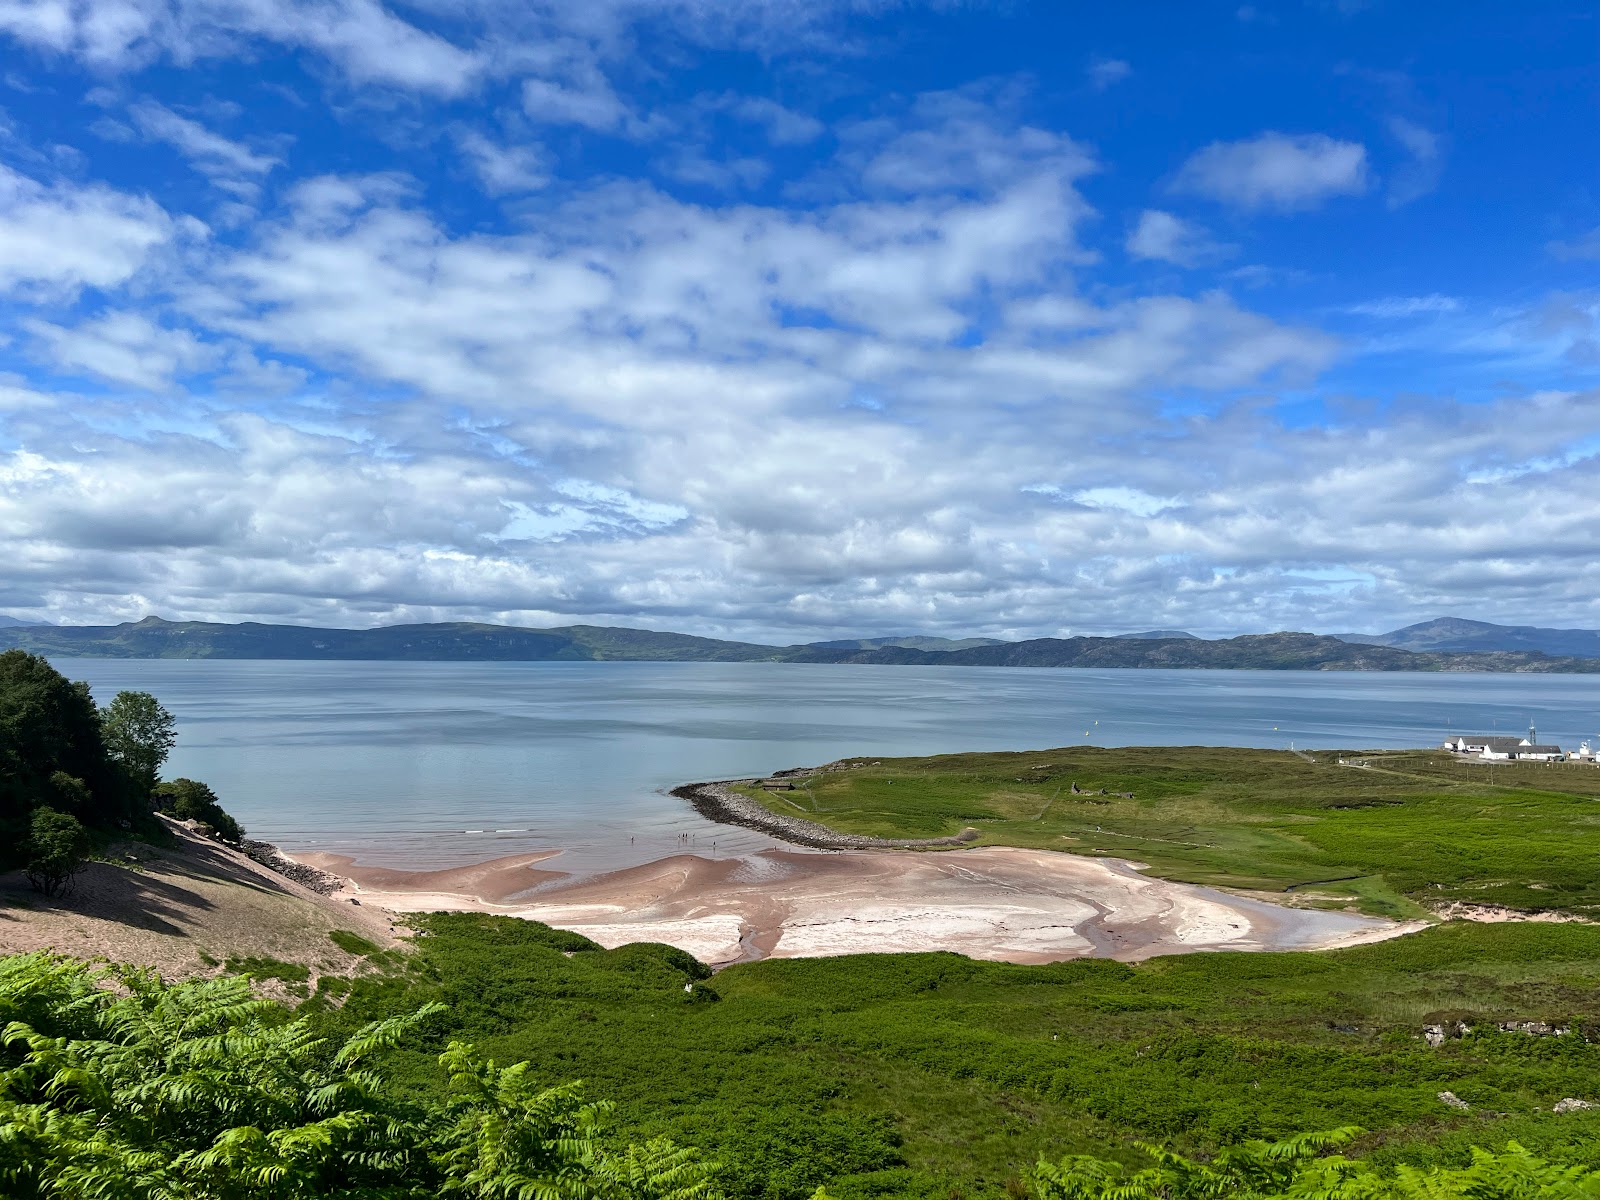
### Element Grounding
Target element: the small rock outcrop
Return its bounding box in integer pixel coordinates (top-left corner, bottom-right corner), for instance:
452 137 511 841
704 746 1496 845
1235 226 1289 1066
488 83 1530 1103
1554 1098 1595 1113
242 840 345 895
1438 1091 1470 1110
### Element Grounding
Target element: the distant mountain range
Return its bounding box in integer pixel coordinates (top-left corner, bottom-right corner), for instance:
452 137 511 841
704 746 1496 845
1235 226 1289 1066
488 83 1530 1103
1337 617 1600 659
2 615 1599 673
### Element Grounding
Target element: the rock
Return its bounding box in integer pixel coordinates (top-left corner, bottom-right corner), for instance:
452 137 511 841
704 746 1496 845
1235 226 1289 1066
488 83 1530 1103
1555 1098 1595 1113
1423 1021 1472 1047
1498 1020 1570 1037
241 839 345 895
1438 1091 1470 1110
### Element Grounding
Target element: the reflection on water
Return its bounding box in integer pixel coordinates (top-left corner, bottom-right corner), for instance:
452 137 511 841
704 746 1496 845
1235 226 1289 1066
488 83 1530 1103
49 659 1600 873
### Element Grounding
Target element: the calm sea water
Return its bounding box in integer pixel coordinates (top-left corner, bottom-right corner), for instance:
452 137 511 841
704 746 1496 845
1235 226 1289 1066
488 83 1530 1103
50 660 1600 874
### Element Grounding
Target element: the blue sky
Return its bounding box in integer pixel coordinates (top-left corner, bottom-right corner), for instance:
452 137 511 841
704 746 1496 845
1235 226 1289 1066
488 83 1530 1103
0 0 1597 639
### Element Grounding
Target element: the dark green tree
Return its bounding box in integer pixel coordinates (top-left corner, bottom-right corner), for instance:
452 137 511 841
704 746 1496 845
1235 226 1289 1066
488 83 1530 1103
99 690 177 800
0 650 122 843
21 807 90 898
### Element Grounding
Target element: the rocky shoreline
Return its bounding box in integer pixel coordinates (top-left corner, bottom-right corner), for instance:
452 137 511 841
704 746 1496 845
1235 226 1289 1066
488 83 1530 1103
672 779 980 851
242 839 346 895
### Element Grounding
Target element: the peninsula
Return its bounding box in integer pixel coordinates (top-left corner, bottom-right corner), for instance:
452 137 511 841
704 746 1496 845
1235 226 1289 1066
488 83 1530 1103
6 615 1600 672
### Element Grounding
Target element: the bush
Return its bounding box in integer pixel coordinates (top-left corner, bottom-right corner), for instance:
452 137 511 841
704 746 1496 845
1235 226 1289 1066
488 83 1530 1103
21 807 90 898
0 952 724 1200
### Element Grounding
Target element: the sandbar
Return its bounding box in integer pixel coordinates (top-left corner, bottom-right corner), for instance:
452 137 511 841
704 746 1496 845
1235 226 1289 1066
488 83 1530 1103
311 843 1421 967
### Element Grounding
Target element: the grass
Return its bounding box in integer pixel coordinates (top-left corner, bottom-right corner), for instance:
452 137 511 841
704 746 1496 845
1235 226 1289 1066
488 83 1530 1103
224 955 311 984
320 914 1600 1200
328 929 381 956
733 747 1600 918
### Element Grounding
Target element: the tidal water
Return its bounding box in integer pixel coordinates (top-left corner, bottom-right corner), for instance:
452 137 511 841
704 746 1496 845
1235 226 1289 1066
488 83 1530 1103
50 660 1600 875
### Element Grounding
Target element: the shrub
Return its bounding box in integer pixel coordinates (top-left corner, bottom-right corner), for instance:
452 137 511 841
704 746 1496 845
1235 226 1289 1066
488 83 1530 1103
21 807 89 898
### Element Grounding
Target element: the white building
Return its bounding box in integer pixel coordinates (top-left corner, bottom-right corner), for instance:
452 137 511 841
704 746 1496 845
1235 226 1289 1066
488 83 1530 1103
1443 725 1564 762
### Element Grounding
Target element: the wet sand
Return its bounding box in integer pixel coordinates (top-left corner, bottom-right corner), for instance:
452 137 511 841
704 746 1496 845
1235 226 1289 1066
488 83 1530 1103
302 843 1423 967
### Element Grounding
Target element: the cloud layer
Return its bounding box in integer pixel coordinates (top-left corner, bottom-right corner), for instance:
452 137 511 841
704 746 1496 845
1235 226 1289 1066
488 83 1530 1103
0 2 1596 638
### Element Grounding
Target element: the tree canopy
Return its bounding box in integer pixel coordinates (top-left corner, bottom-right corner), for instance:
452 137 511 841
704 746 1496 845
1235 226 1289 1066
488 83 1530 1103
98 689 177 799
0 651 239 868
0 650 125 852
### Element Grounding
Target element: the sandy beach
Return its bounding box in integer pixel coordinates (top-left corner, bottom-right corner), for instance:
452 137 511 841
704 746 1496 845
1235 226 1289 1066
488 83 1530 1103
298 841 1422 967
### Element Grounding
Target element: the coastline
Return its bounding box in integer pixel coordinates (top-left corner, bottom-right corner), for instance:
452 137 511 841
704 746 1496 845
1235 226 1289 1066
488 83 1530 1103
672 777 981 851
243 768 1428 969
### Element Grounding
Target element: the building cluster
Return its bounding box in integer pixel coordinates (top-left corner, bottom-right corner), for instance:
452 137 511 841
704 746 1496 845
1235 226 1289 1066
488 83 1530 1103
1442 724 1598 763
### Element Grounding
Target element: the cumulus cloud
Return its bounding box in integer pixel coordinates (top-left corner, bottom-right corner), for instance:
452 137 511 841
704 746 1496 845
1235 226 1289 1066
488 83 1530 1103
25 312 215 391
0 7 1594 638
454 128 550 193
0 164 175 297
1124 209 1231 267
1174 131 1368 212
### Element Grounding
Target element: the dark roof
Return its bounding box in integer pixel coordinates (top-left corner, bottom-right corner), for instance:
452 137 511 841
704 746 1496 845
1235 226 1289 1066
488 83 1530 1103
1512 745 1564 755
1455 735 1526 750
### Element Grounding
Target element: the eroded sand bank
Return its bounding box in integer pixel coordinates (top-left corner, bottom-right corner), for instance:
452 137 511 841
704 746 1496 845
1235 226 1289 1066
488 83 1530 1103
300 844 1421 967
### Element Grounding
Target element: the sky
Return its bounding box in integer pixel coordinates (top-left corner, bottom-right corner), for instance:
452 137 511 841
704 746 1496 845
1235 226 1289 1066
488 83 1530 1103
0 0 1597 642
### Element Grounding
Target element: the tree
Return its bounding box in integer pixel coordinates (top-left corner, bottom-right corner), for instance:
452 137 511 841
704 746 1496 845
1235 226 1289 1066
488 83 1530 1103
0 650 121 837
153 777 245 843
99 690 177 800
21 807 90 898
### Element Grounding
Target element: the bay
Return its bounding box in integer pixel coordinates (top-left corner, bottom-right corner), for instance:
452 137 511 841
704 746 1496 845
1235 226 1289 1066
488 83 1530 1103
49 659 1600 875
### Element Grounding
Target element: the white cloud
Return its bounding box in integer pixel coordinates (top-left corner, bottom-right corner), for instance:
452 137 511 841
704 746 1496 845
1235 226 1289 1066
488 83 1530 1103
455 128 549 193
1070 486 1173 517
1345 294 1459 318
1386 116 1442 208
521 73 631 131
1174 131 1369 212
1125 209 1231 267
1086 57 1130 90
1549 226 1600 262
728 96 823 145
0 164 175 297
0 0 484 93
25 311 215 390
129 99 278 196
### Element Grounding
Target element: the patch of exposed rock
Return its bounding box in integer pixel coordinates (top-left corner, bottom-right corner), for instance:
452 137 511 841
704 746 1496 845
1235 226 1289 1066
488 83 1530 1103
673 780 981 851
243 840 345 895
1424 1019 1578 1046
1432 901 1596 924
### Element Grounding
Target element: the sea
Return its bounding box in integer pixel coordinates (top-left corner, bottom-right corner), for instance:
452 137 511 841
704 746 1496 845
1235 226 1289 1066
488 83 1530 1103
49 659 1600 875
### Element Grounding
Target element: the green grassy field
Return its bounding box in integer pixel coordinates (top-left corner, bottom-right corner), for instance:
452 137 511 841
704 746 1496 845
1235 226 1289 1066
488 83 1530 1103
320 914 1600 1200
733 747 1600 919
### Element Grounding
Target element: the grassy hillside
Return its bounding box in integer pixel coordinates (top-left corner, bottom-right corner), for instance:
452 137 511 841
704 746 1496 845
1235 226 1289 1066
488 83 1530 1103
731 747 1600 919
319 913 1600 1200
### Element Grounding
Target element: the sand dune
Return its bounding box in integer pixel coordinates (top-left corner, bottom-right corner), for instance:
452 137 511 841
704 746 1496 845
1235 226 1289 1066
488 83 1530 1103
321 844 1420 966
